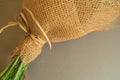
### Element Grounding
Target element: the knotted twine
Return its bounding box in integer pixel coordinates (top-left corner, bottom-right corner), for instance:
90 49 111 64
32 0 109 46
0 0 120 64
0 8 52 64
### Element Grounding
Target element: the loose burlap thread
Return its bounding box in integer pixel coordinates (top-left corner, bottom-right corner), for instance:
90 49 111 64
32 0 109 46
0 0 120 64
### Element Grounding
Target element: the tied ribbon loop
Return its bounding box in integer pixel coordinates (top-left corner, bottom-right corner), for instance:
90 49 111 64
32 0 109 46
0 7 52 49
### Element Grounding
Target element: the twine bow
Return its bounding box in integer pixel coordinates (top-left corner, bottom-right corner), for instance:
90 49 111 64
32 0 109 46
0 7 52 64
0 7 52 48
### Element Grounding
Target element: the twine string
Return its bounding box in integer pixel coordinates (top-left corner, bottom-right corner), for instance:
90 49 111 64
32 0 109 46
0 7 52 49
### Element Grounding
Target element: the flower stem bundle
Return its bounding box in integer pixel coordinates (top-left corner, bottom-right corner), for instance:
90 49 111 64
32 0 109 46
0 55 28 80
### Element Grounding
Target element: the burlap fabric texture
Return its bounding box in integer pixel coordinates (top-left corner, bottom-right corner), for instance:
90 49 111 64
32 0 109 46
1 0 120 64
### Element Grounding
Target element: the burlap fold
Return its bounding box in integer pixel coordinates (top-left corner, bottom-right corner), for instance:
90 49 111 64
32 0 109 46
23 0 120 42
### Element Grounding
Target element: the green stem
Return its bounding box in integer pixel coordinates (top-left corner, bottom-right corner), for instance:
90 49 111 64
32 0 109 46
0 56 19 77
20 65 28 80
3 56 20 80
0 55 29 80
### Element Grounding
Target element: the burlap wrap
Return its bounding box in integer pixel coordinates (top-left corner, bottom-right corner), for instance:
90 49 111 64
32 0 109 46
23 0 120 42
1 0 120 64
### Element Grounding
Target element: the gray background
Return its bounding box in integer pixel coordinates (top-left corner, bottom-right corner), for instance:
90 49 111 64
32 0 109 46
0 0 120 80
